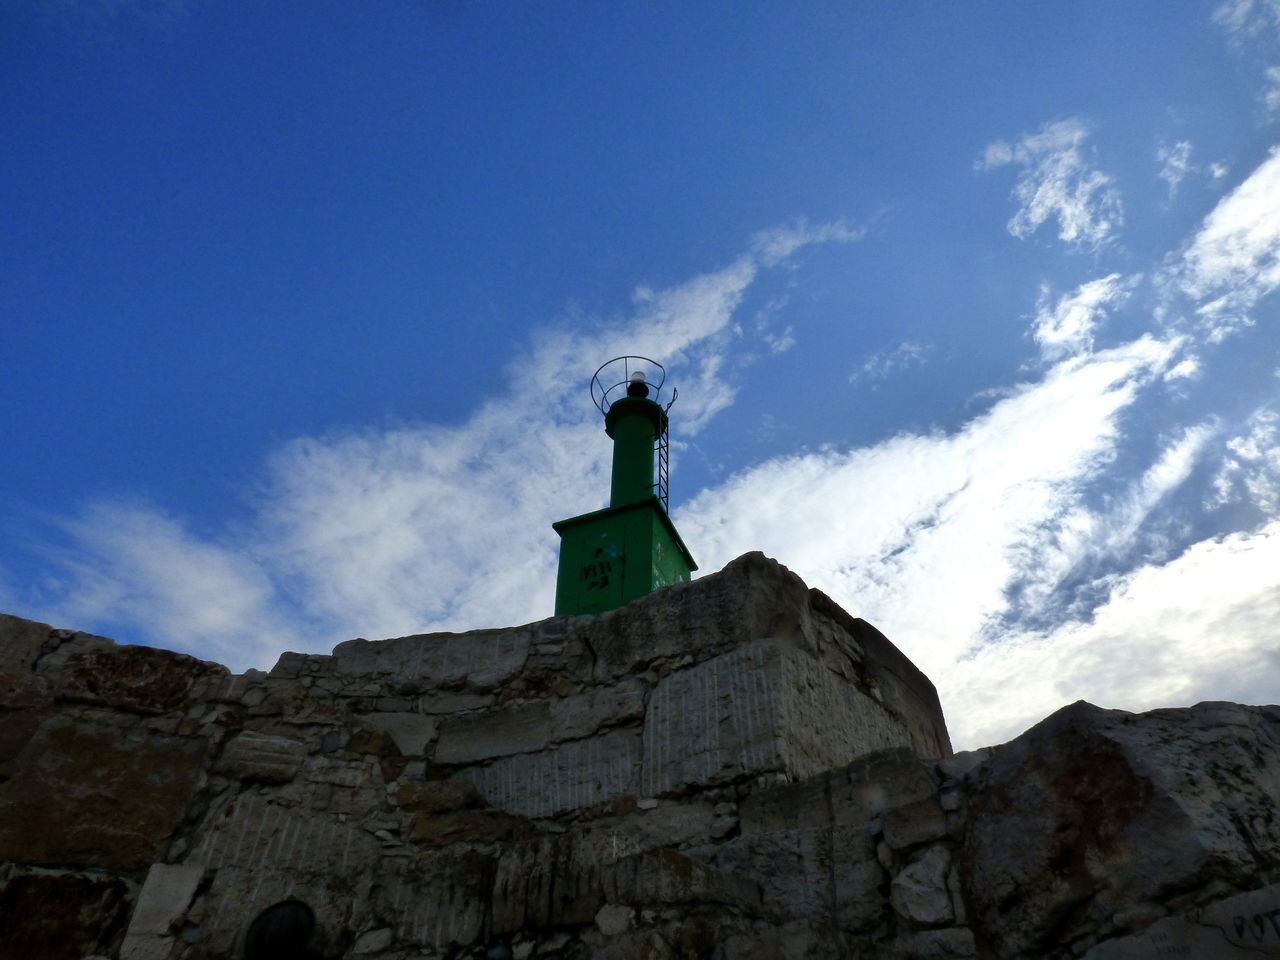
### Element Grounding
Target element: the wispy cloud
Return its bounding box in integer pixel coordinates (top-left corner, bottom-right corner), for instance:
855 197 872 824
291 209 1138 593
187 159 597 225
29 500 293 669
13 145 1280 755
679 335 1180 706
1029 273 1138 363
1214 1 1280 114
1164 146 1280 340
848 340 930 386
1266 66 1280 112
1210 408 1280 515
1214 0 1280 41
1003 420 1214 624
1156 140 1195 199
1163 355 1201 382
978 118 1123 249
15 221 858 670
750 218 865 267
948 519 1280 747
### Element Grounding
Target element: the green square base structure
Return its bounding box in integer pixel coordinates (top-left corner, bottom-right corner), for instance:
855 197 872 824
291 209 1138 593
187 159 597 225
553 496 697 616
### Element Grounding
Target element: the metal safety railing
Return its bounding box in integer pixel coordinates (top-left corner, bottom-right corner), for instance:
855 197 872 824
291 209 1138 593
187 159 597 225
590 355 678 513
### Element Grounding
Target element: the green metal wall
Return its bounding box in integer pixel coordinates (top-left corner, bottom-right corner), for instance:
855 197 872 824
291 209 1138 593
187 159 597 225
552 499 695 616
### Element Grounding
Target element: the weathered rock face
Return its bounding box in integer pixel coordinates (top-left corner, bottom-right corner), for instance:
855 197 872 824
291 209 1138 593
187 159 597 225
0 552 1276 960
960 700 1280 959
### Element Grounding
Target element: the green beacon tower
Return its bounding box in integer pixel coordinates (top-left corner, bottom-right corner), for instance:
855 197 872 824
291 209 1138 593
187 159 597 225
553 356 697 616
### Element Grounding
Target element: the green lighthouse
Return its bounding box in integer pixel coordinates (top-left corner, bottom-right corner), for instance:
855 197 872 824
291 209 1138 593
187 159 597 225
552 356 697 616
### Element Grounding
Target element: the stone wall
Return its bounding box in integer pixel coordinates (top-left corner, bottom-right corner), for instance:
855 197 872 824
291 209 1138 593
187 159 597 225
0 554 1277 959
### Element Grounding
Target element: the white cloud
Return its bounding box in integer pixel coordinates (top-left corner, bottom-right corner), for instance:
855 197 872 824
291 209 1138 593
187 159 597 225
1209 161 1231 181
750 297 799 355
1213 3 1280 115
1214 0 1280 41
33 501 293 670
1007 421 1215 621
1266 66 1280 112
212 254 783 650
763 325 796 354
1163 356 1201 381
947 519 1280 748
1166 146 1280 339
848 340 930 385
679 335 1179 707
1156 140 1195 198
750 217 865 267
1029 273 1137 362
1210 408 1280 515
978 118 1123 249
22 221 857 669
16 158 1275 757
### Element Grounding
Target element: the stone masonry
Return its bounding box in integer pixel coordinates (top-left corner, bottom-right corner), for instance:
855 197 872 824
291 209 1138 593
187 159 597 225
0 552 1277 959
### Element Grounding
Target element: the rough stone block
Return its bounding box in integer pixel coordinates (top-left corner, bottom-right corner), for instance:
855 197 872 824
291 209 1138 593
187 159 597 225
714 822 882 930
332 628 529 692
892 927 977 959
830 612 951 762
56 643 216 715
372 849 492 950
410 810 535 846
357 711 438 756
215 730 306 784
419 690 495 714
778 644 915 780
435 701 551 765
840 748 939 823
0 715 206 872
0 667 53 711
738 772 839 837
489 835 605 933
197 794 379 875
890 845 953 927
1082 882 1280 959
0 865 133 960
550 678 646 743
0 613 52 672
594 902 634 936
882 797 948 852
603 847 761 911
459 728 641 818
36 628 115 673
185 794 387 957
395 778 482 814
0 669 54 774
576 552 950 764
305 755 375 787
578 803 716 865
640 640 914 797
119 862 204 960
268 650 309 678
640 641 782 796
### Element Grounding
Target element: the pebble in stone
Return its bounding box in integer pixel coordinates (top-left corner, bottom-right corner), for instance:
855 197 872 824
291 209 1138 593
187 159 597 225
595 903 635 937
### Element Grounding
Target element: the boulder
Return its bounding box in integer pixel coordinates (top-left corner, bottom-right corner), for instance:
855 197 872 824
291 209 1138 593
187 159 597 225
960 700 1280 958
0 715 206 873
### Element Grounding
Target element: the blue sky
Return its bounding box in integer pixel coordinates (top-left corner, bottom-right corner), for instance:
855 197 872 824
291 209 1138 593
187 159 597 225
4 0 1280 748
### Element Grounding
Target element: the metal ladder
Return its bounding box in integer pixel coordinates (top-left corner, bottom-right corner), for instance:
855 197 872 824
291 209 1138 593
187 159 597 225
655 420 670 513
